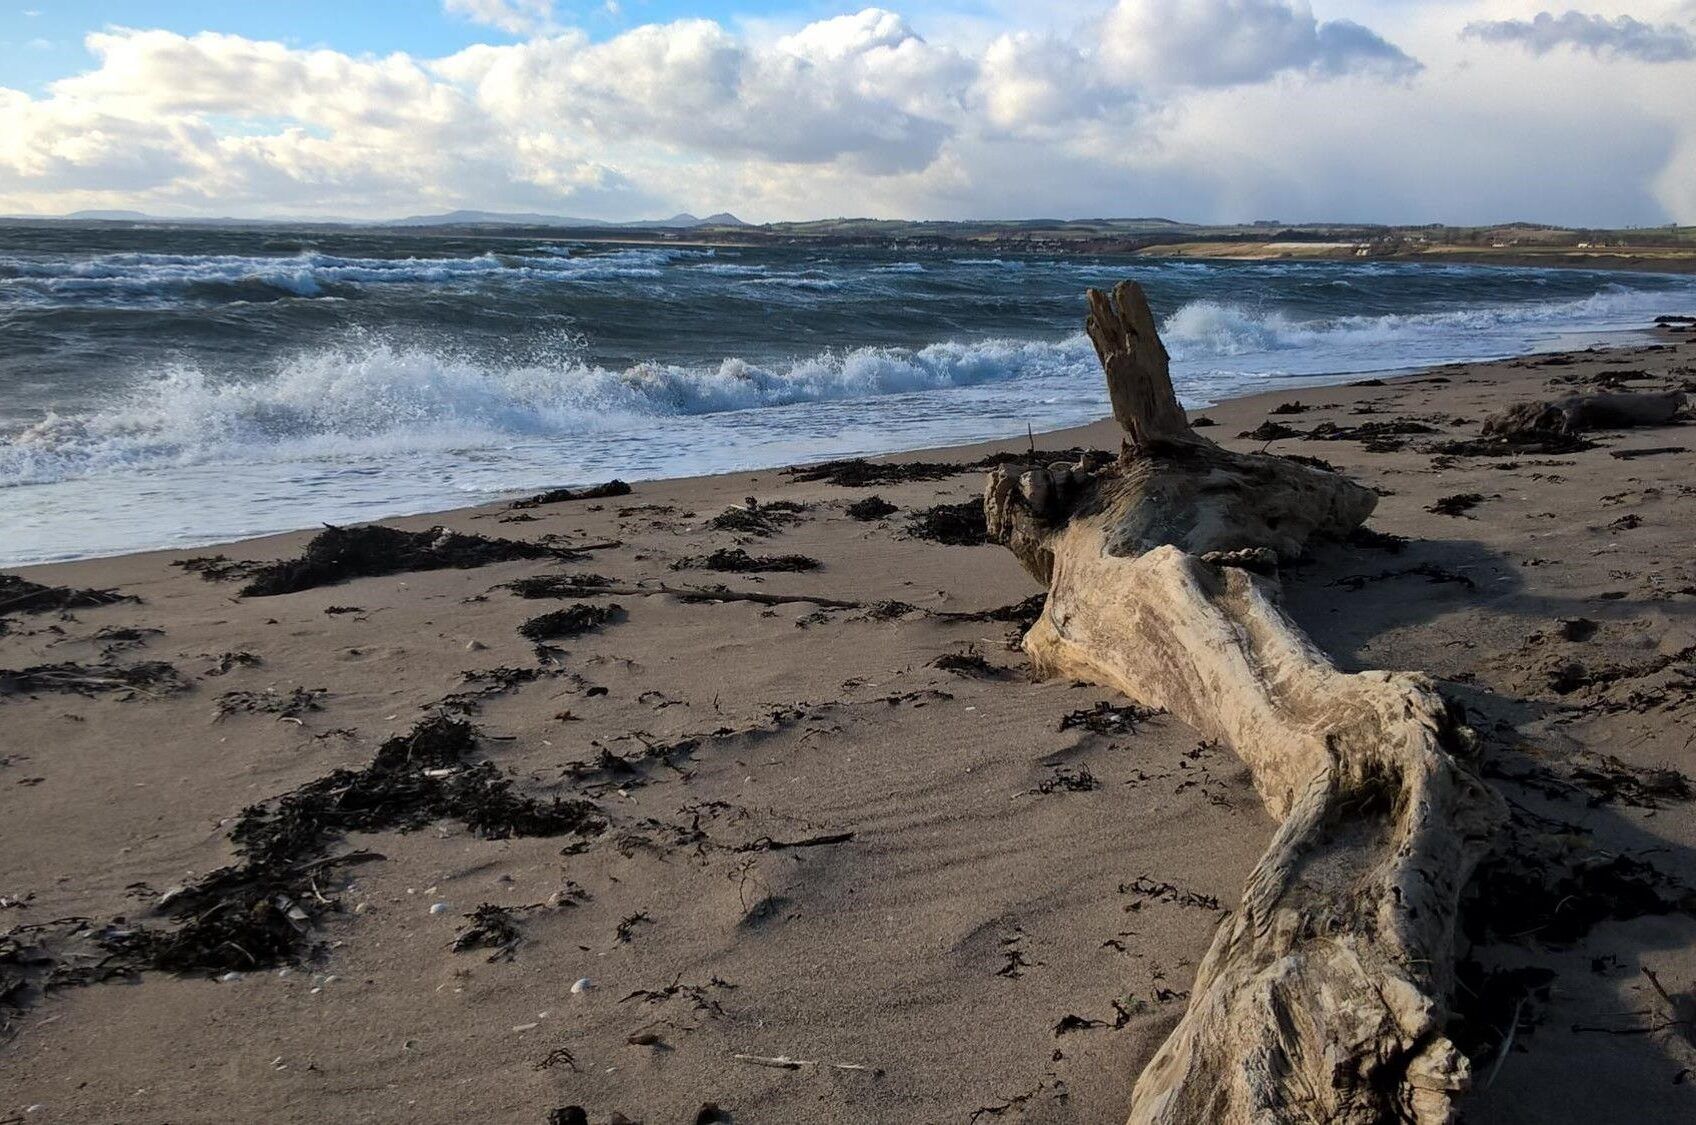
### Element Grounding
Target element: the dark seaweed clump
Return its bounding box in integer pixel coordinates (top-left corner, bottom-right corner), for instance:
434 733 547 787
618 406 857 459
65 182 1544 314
519 603 623 641
1428 493 1487 518
707 500 808 536
1278 453 1340 473
907 499 988 546
1308 420 1439 443
963 592 1048 628
673 548 819 574
786 448 1092 488
241 525 558 597
0 660 188 700
504 573 616 599
930 652 1005 677
510 480 632 509
170 555 262 583
1060 701 1162 735
1434 432 1597 457
846 495 899 520
102 716 601 975
452 904 525 961
0 574 135 616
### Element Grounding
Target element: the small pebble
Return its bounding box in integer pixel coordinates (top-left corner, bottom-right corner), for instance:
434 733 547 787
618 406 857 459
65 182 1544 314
466 640 487 651
429 902 450 915
512 1022 539 1032
570 977 592 994
218 971 243 983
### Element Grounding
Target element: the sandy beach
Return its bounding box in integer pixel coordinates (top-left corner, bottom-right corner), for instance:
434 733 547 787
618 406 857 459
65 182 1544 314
4 323 1696 1124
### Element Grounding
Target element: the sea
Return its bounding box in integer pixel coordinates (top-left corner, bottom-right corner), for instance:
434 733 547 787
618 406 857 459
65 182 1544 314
3 223 1694 566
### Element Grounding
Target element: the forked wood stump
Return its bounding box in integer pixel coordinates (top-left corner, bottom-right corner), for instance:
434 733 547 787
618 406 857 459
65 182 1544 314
984 282 1505 1124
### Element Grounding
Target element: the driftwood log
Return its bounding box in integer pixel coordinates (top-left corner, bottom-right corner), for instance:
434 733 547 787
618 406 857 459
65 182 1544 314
984 282 1505 1123
1482 390 1684 438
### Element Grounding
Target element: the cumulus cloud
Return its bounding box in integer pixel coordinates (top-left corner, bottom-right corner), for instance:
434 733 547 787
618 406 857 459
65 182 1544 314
443 0 555 36
437 12 969 173
0 3 1692 225
1463 10 1696 63
1097 0 1419 87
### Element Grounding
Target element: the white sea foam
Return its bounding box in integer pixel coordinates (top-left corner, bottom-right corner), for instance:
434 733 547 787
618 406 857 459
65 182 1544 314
1160 285 1677 360
8 280 1688 491
0 334 1097 486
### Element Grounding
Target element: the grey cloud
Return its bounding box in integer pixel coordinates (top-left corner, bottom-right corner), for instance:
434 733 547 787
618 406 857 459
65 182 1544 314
1313 19 1421 78
1464 10 1696 63
1098 0 1418 88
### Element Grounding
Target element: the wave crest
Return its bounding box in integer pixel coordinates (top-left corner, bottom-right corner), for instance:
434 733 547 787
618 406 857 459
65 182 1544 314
0 334 1096 486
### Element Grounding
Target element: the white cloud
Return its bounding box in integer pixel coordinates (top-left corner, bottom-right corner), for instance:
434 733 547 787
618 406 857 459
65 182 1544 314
1463 10 1695 63
443 0 556 36
0 3 1692 224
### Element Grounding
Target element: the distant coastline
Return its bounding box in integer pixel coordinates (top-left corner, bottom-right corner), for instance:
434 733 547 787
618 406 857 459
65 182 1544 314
8 213 1696 274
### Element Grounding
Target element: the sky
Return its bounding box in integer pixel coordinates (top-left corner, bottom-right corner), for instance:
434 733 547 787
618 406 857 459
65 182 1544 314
2 1 1694 226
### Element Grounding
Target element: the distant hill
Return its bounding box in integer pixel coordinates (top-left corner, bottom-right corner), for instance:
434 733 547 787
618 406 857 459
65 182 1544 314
63 210 157 221
626 211 749 229
384 209 612 228
383 209 749 229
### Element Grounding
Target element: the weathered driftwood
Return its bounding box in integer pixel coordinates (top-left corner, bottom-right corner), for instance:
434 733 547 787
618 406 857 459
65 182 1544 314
1482 390 1684 437
985 281 1504 1124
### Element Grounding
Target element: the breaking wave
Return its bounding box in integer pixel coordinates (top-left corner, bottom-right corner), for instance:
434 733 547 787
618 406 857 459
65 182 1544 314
1160 286 1686 360
5 281 1690 490
0 334 1097 486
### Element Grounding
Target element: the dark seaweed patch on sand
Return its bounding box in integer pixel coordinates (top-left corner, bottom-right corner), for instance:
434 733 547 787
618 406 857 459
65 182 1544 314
519 603 623 641
510 480 632 510
103 716 601 975
0 574 136 616
673 548 820 574
241 525 558 596
908 499 988 546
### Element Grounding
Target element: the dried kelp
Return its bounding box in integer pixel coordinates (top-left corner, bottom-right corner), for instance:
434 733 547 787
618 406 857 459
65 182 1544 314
242 525 559 597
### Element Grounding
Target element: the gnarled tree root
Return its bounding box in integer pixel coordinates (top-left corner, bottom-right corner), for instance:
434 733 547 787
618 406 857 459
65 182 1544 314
985 281 1505 1124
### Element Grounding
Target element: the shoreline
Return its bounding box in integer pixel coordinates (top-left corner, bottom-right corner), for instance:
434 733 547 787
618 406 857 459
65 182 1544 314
4 327 1696 1123
4 324 1673 572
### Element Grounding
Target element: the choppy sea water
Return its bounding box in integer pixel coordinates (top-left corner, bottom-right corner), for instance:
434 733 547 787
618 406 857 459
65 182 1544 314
3 223 1694 565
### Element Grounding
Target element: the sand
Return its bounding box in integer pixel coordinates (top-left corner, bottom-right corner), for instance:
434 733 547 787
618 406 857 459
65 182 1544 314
3 324 1696 1124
